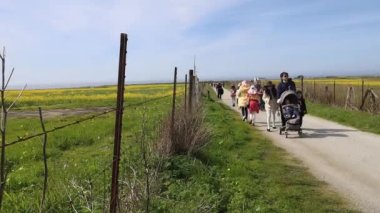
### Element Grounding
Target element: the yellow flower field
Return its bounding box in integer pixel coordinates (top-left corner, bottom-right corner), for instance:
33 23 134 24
5 84 185 109
293 77 380 86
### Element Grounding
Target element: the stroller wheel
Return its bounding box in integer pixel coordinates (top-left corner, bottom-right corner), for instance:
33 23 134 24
279 130 282 135
298 130 302 136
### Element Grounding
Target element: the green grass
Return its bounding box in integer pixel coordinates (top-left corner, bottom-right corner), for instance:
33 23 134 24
152 95 357 212
307 101 380 135
3 84 180 212
3 84 361 212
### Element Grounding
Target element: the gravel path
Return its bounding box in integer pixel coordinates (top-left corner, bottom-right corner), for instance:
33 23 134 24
218 88 380 213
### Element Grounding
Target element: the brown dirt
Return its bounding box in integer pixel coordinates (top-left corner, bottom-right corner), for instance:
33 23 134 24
8 107 113 119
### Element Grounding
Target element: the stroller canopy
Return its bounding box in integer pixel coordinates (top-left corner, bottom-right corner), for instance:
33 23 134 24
279 90 298 105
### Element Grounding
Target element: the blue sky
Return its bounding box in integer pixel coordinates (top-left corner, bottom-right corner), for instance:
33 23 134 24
1 0 380 87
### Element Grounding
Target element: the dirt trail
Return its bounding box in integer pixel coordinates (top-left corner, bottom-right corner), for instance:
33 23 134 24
8 107 113 119
219 88 380 213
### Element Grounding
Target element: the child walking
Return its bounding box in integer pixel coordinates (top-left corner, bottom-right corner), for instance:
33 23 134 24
296 90 307 126
230 85 237 107
247 86 260 126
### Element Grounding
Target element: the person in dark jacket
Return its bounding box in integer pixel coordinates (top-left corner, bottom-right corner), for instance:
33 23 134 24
216 83 224 99
277 72 296 99
277 72 296 129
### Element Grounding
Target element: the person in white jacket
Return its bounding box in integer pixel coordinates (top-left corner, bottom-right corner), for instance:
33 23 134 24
262 81 279 131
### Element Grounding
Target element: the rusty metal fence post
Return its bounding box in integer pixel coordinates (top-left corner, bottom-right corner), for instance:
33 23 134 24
361 80 364 107
188 70 194 113
184 74 187 112
313 80 316 102
171 67 177 142
0 48 5 210
333 80 336 105
110 33 128 213
38 107 48 213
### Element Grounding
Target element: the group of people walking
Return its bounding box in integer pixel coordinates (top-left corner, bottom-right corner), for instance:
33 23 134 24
228 72 307 132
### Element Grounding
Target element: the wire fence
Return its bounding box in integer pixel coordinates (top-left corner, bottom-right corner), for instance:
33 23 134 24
294 79 380 114
1 37 207 212
1 71 200 212
1 94 176 210
3 94 176 148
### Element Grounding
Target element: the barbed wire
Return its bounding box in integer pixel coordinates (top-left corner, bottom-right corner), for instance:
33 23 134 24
2 93 184 148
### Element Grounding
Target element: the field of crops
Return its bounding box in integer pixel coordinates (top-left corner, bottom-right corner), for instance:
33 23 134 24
3 84 184 212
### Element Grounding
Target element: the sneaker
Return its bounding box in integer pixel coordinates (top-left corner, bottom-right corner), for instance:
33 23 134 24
267 128 270 132
232 104 235 107
272 126 277 129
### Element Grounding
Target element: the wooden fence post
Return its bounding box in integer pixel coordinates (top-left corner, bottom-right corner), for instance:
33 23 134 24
360 89 370 110
300 75 304 93
110 33 128 213
345 87 356 110
360 89 379 113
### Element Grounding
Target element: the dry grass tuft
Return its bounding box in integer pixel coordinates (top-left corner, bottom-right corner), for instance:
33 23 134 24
156 103 211 157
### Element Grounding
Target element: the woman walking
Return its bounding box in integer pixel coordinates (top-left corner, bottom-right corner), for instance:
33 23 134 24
263 81 278 131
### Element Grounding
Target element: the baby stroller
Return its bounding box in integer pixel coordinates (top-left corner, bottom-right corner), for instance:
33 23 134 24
278 91 302 138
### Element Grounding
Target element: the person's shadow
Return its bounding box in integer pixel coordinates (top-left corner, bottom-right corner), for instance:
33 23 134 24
298 128 357 139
